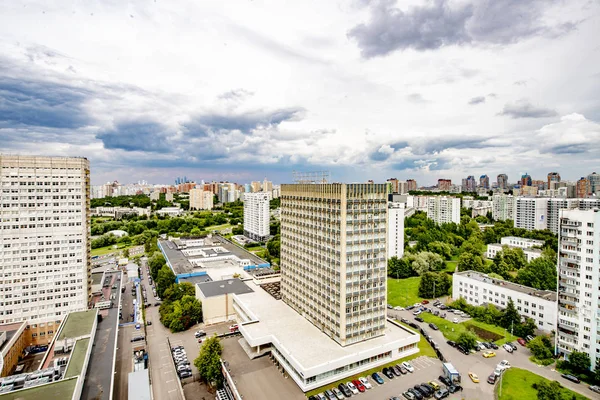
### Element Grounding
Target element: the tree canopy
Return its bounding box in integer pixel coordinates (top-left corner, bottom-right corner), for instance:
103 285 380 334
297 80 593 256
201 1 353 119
194 336 224 388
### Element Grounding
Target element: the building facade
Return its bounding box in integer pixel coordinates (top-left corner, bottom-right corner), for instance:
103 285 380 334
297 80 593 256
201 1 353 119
497 174 508 190
479 175 489 190
486 243 542 263
406 179 417 192
280 184 388 346
462 176 476 192
0 155 90 325
492 194 516 222
243 192 270 242
521 173 532 187
515 197 547 231
557 209 600 369
388 202 405 259
547 172 561 189
189 188 213 210
453 271 557 332
426 196 460 225
576 177 590 198
588 172 600 195
437 179 451 191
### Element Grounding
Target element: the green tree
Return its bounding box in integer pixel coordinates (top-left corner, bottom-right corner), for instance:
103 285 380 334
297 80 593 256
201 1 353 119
493 246 527 273
515 318 537 338
267 235 280 258
427 241 454 260
457 331 478 351
179 295 203 328
517 254 557 291
156 265 176 298
568 351 591 374
388 256 414 279
418 272 451 298
593 362 600 384
501 298 521 332
527 336 553 360
194 336 224 388
168 306 185 332
533 380 563 400
163 282 196 302
148 253 166 280
457 252 485 272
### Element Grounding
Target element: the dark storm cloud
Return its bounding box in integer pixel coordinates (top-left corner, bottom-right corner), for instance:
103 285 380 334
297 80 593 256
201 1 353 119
499 100 558 119
96 121 173 152
348 0 576 58
468 96 486 105
0 76 94 129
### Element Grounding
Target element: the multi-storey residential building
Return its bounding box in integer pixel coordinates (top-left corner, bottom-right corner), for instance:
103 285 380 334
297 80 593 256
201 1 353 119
398 181 409 194
461 176 476 192
497 174 508 190
521 173 532 187
492 194 517 221
546 198 600 235
388 202 405 259
437 179 452 191
189 188 214 210
548 172 561 189
515 197 548 231
262 179 273 193
576 177 590 198
588 172 600 195
453 271 556 332
557 209 600 369
280 183 388 346
406 179 417 192
407 195 429 212
479 175 489 189
250 181 261 193
426 196 460 225
0 155 90 325
386 178 399 194
243 192 270 242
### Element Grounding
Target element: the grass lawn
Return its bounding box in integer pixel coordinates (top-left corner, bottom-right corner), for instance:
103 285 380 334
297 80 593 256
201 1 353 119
305 326 436 398
497 368 588 400
204 223 232 232
387 277 424 307
444 261 457 273
419 313 518 344
91 243 134 256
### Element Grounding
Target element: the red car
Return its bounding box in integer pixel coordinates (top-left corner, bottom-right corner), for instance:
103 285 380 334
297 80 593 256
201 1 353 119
517 338 527 346
352 380 366 392
422 300 430 304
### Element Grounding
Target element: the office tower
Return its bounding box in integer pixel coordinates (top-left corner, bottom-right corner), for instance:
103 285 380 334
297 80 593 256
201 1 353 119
515 197 548 231
461 176 476 192
427 196 460 225
280 184 388 346
388 202 405 259
588 172 600 195
557 209 600 369
548 172 561 190
497 174 508 190
576 177 590 198
251 181 261 193
492 194 516 221
437 179 451 191
479 175 489 190
0 155 90 324
189 188 214 210
386 178 399 194
521 173 532 187
243 192 270 242
262 179 273 193
406 179 417 192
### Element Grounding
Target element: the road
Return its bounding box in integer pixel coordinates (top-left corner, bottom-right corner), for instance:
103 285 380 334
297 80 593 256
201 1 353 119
389 308 594 399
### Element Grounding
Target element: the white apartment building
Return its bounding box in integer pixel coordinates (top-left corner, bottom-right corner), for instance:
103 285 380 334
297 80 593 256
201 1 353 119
406 195 429 212
453 271 557 332
515 197 548 231
492 194 516 222
388 202 405 258
189 188 213 210
150 191 160 201
426 196 460 225
547 198 600 235
243 192 270 242
486 243 542 263
501 236 545 249
0 155 90 325
557 209 600 369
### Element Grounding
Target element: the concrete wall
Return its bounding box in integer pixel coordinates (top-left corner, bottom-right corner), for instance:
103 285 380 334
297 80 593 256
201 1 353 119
201 295 237 325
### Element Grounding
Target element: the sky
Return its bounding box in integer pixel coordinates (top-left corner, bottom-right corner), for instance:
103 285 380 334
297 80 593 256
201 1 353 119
1 0 599 186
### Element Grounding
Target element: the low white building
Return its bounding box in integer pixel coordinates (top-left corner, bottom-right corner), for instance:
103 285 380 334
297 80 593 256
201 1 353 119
155 207 183 217
453 271 557 332
486 243 542 263
195 279 255 325
500 236 544 249
388 202 405 258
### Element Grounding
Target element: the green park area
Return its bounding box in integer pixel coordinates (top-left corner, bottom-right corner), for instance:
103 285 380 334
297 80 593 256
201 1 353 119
497 368 588 400
418 312 518 345
387 277 425 307
91 242 134 257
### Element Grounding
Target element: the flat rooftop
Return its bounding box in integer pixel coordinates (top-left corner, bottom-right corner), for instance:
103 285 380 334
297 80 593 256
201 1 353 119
91 272 104 285
489 243 542 253
128 369 151 400
58 309 97 340
197 279 254 298
0 376 77 400
0 322 23 353
177 274 213 285
456 271 557 301
236 281 416 370
64 338 90 379
159 239 194 273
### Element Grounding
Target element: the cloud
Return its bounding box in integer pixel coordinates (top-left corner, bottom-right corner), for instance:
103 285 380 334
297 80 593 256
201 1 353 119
96 121 174 152
468 96 486 105
499 99 557 118
534 113 600 154
407 93 428 103
369 144 395 161
348 0 577 57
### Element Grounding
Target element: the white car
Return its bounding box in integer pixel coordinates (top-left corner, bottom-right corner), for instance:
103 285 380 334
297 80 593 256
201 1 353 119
503 344 513 353
452 318 459 323
402 361 415 373
413 310 422 316
346 382 359 395
359 377 372 389
394 306 405 311
498 360 512 369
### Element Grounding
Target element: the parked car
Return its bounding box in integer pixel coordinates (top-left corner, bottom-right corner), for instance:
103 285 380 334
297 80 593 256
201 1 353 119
446 340 456 347
517 338 527 346
503 343 513 353
402 361 415 372
316 393 326 400
194 330 206 338
387 304 394 309
392 365 402 376
324 389 336 400
413 310 422 316
331 387 345 400
408 388 424 400
419 384 433 397
429 323 439 330
178 371 192 379
561 374 581 384
359 377 372 389
371 372 384 385
469 372 480 383
398 364 408 374
422 300 429 304
433 310 440 316
353 379 366 392
338 383 352 397
498 360 512 370
406 305 415 310
487 374 497 384
482 351 496 358
589 385 600 394
403 391 416 400
507 342 517 351
382 367 395 379
448 385 459 393
394 306 405 311
428 380 440 390
452 318 459 323
434 388 449 399
489 343 499 349
346 382 359 395
526 335 535 342
438 376 451 387
401 318 410 324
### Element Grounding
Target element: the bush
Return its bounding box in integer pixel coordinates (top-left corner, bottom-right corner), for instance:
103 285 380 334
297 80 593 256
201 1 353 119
457 331 478 350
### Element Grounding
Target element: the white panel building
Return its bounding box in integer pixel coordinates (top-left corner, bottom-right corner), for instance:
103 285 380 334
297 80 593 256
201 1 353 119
557 209 600 369
243 192 270 242
492 194 516 222
426 196 460 225
388 202 405 258
0 155 90 325
453 271 557 332
515 197 548 231
189 188 213 210
486 243 542 263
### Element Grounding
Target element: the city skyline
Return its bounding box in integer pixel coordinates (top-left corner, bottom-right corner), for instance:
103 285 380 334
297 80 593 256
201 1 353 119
0 1 599 185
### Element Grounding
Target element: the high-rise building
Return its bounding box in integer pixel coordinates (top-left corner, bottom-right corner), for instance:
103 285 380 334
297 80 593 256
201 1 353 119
243 192 270 242
406 179 417 192
497 174 508 190
479 175 489 190
557 209 600 369
0 155 90 325
398 181 409 194
576 177 590 198
532 180 546 191
437 179 451 191
251 181 261 193
426 196 460 225
189 188 214 210
387 178 399 194
547 198 600 234
548 172 561 190
388 202 405 259
280 184 388 346
492 194 516 221
588 172 600 195
262 179 273 193
461 176 476 193
521 173 532 187
515 197 547 231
